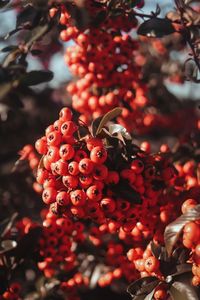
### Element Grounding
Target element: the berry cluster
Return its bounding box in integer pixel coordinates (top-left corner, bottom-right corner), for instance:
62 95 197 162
50 1 152 133
34 107 176 236
0 283 22 300
180 200 200 286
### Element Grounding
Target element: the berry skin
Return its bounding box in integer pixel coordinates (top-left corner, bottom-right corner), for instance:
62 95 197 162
86 137 103 151
154 288 168 300
68 161 79 176
62 175 79 189
100 198 116 213
47 131 62 146
59 107 72 121
181 199 197 214
47 146 60 163
90 146 107 164
59 144 75 160
106 171 120 184
79 158 94 175
61 121 77 136
56 191 70 206
35 137 47 154
70 190 86 206
184 222 200 243
53 159 68 176
93 164 108 180
79 174 93 188
86 185 102 201
131 159 144 174
74 150 88 162
42 187 57 205
144 256 160 273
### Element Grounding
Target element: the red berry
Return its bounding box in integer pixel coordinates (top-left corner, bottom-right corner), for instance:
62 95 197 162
90 146 107 164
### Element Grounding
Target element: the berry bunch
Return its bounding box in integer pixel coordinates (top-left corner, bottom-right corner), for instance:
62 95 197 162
35 107 176 234
180 200 200 286
0 283 22 300
50 1 152 133
38 210 85 278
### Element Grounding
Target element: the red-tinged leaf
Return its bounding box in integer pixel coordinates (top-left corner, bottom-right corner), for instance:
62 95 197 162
164 205 200 256
137 18 175 37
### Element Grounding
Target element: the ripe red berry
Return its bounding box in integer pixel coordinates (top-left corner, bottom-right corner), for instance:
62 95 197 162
70 189 86 206
86 185 102 201
42 187 57 205
90 146 107 164
79 158 94 175
59 144 75 160
56 191 70 206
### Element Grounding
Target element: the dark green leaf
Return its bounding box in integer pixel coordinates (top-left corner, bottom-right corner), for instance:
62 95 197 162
16 6 39 28
0 213 18 238
0 266 8 293
172 247 190 264
164 205 200 256
150 242 162 259
95 107 122 136
108 124 131 144
12 226 42 262
170 278 199 300
21 70 53 86
0 240 17 254
0 82 13 101
0 45 18 52
173 263 192 276
137 18 175 37
0 0 9 8
25 23 49 48
31 49 43 56
127 276 158 298
91 115 102 137
144 288 156 300
92 10 107 27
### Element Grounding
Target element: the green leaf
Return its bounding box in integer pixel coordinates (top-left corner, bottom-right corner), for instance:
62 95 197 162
21 70 53 86
92 107 122 137
164 205 200 256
